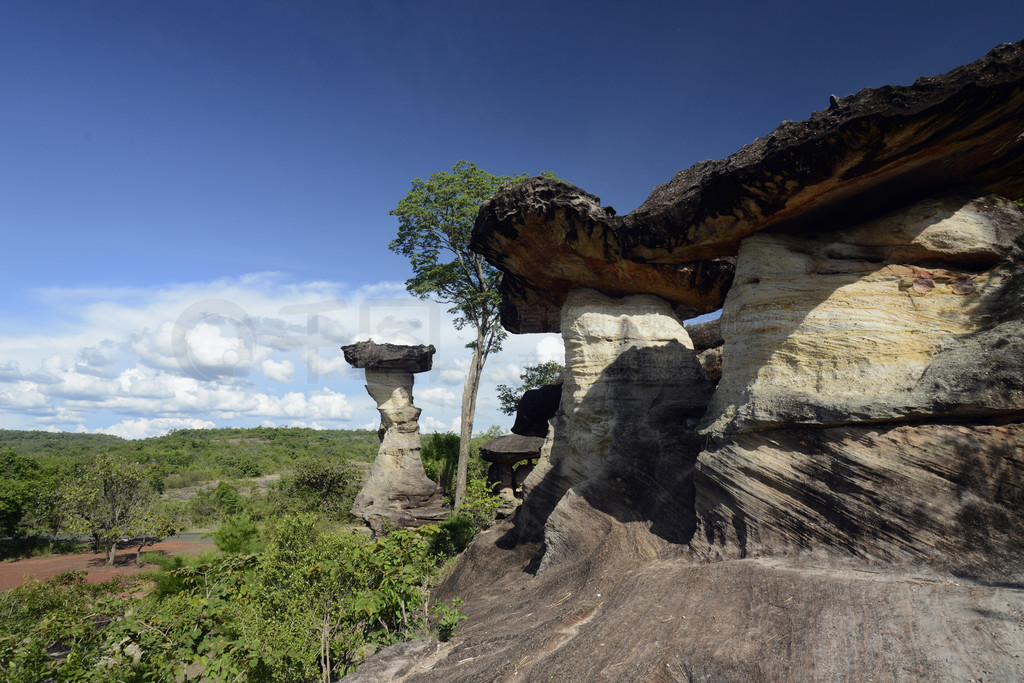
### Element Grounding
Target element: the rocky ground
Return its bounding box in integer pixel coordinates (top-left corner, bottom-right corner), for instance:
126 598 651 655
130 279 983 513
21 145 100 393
350 522 1024 682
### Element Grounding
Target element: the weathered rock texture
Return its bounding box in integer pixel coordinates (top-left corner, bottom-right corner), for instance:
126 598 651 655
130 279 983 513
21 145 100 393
342 341 436 373
514 288 714 566
703 194 1024 435
685 319 724 383
689 193 1024 579
350 42 1024 681
471 41 1024 333
341 343 446 533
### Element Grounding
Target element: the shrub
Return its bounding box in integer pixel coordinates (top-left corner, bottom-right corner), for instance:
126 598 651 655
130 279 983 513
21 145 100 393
421 432 460 500
212 512 260 554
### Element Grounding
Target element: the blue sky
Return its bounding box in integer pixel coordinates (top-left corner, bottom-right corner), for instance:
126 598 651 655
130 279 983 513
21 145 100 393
1 1 1021 438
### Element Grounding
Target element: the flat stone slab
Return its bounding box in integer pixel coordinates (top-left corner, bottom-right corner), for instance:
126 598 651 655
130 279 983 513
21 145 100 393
479 434 546 463
341 341 436 372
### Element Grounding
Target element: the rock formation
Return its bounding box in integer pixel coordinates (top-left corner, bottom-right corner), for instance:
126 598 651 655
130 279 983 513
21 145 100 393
471 41 1024 333
516 288 714 562
685 318 723 383
349 41 1024 681
478 434 544 512
509 382 562 438
479 379 561 513
341 341 447 534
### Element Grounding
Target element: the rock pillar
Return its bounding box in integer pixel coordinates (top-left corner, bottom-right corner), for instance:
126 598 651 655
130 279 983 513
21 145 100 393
341 341 447 534
516 288 715 568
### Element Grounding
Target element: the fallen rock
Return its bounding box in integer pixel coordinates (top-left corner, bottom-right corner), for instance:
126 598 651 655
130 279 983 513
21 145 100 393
684 318 722 351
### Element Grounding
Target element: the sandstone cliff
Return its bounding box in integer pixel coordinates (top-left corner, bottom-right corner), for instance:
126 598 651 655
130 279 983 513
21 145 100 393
348 41 1024 681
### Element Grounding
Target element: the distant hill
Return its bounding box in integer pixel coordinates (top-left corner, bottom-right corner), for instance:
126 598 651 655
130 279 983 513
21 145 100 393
0 426 381 483
0 429 125 457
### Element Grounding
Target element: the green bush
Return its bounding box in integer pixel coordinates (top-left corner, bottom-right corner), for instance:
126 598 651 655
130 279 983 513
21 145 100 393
421 432 460 500
212 512 260 554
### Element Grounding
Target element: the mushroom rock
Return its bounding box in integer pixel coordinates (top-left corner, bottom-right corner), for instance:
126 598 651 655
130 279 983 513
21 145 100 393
340 341 446 534
353 42 1024 681
478 434 545 511
479 434 546 464
471 41 1024 332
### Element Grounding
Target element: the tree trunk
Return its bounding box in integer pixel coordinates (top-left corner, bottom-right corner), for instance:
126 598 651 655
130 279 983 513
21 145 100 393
454 332 486 511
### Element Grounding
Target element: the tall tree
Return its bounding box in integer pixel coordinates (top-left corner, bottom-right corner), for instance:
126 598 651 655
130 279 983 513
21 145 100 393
389 161 559 509
61 454 177 565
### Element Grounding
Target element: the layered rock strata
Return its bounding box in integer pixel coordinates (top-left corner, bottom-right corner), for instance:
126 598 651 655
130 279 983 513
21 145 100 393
691 194 1024 579
341 342 446 534
515 288 715 567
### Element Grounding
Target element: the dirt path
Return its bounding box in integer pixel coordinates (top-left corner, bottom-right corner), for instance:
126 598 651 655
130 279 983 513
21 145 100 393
0 537 216 590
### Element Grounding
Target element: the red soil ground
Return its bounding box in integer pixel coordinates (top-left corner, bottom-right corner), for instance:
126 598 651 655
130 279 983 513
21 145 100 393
0 538 216 590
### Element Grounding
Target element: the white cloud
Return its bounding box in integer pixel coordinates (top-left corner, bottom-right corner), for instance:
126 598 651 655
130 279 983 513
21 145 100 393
97 417 217 439
420 415 460 434
0 381 51 411
535 336 566 364
415 386 459 409
0 274 570 437
262 359 295 382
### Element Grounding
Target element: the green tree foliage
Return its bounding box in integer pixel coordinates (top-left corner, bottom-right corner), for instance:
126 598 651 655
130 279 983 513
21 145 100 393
61 454 178 565
0 449 43 536
429 478 503 557
421 432 460 500
389 161 565 510
0 571 145 682
0 496 505 681
0 426 380 493
495 361 565 416
285 458 363 520
212 512 260 554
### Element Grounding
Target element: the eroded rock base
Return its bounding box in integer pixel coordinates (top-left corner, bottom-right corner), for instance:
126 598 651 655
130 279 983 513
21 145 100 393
352 369 446 534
